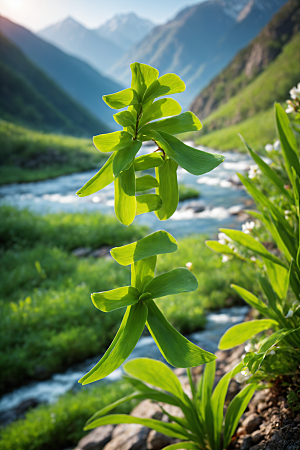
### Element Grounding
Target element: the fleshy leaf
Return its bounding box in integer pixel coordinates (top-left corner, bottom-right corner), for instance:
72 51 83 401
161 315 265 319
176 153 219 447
152 131 224 176
231 285 269 317
131 62 159 98
114 164 136 226
76 153 115 197
131 256 157 292
139 112 202 138
144 268 198 299
93 131 133 153
139 98 182 128
113 110 136 127
143 74 186 103
79 302 148 384
113 140 142 178
91 286 140 312
103 88 140 109
155 158 178 220
134 153 164 171
219 319 277 350
146 300 216 367
205 240 236 255
111 230 177 266
136 194 162 215
136 175 159 191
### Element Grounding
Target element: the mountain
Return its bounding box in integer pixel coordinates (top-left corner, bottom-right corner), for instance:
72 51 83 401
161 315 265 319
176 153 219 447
111 0 288 107
0 16 123 129
190 0 300 129
96 13 155 51
0 33 109 136
38 17 124 75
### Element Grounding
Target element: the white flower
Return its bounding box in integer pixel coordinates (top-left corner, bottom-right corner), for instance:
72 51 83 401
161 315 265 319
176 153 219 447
250 256 257 262
273 140 281 151
265 140 281 152
244 343 253 353
265 143 274 152
218 232 231 245
222 255 230 263
235 368 251 384
286 104 294 114
285 210 291 220
242 221 255 234
290 85 300 100
248 165 261 179
186 262 193 270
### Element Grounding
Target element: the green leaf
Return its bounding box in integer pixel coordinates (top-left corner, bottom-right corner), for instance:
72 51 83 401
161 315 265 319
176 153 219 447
144 268 198 299
84 414 191 440
219 320 277 350
103 88 140 109
223 384 257 448
124 358 184 401
275 103 300 179
146 300 216 367
111 230 177 266
152 131 224 176
139 112 202 138
211 371 232 449
93 131 133 153
259 328 299 354
91 286 140 312
264 259 289 301
143 73 186 103
76 153 115 197
131 256 157 293
220 228 287 268
162 442 199 450
113 110 136 127
139 98 182 128
114 164 136 226
131 62 159 98
155 158 179 220
136 194 162 215
230 285 269 317
134 153 164 171
113 140 142 178
205 240 236 255
79 302 148 384
200 360 216 421
136 175 159 191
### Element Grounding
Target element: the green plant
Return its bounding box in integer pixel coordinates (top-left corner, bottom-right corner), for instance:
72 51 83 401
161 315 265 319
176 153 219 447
206 103 300 381
83 358 256 450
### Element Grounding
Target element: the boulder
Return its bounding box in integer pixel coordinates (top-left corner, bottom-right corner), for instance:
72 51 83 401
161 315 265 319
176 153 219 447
75 425 113 450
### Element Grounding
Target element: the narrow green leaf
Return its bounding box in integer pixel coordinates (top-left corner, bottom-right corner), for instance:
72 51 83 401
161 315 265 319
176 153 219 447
84 414 191 440
206 240 236 255
131 62 159 98
143 73 186 103
259 328 299 354
124 358 184 401
139 112 202 138
103 88 140 109
131 256 157 293
264 259 289 301
155 158 179 220
211 371 232 449
200 360 216 421
79 302 148 384
219 320 277 350
220 228 287 268
224 384 257 448
152 131 224 176
162 443 200 450
144 268 198 299
136 194 162 215
136 175 159 191
146 300 216 367
113 140 142 178
114 164 136 226
111 230 177 266
113 110 136 127
258 275 286 324
134 153 164 171
231 285 269 317
139 98 182 128
93 131 133 153
91 286 140 312
76 153 115 197
271 217 297 259
275 103 300 179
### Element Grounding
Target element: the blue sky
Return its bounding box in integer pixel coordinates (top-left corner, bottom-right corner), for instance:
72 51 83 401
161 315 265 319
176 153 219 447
0 0 206 31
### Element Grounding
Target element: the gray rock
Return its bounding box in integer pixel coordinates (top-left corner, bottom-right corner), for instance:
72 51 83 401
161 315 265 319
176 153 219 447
103 424 149 450
241 435 253 450
89 247 111 258
251 430 263 444
131 400 162 420
75 425 113 450
242 413 263 434
146 430 173 449
72 247 91 257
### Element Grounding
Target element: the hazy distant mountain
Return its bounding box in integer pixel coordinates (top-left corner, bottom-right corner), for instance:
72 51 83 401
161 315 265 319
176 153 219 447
111 0 288 107
0 33 109 135
0 16 123 128
38 17 124 74
96 13 155 51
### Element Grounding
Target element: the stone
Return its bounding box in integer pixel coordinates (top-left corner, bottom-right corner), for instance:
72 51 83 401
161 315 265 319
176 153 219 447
241 435 253 450
89 247 111 258
72 247 91 257
131 400 162 420
103 424 149 450
294 414 300 423
146 430 173 449
257 402 268 414
237 427 246 437
75 425 114 450
251 430 263 444
242 413 263 434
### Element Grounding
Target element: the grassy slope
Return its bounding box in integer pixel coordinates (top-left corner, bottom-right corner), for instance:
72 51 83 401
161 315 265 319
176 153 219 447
0 120 108 184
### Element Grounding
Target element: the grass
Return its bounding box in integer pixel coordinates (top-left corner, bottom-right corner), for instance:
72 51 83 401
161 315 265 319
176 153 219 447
0 120 107 185
0 380 135 450
0 206 257 395
178 184 200 201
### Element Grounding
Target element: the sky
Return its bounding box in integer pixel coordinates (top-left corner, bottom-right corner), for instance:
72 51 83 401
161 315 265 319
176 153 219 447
0 0 206 31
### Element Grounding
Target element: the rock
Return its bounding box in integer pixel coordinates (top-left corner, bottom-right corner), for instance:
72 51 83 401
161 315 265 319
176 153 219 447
131 400 162 420
257 402 268 414
294 414 300 423
242 413 263 434
241 435 253 450
146 430 173 449
237 427 246 437
72 247 91 257
75 425 113 450
103 424 149 450
251 430 263 444
89 247 111 258
228 204 244 215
